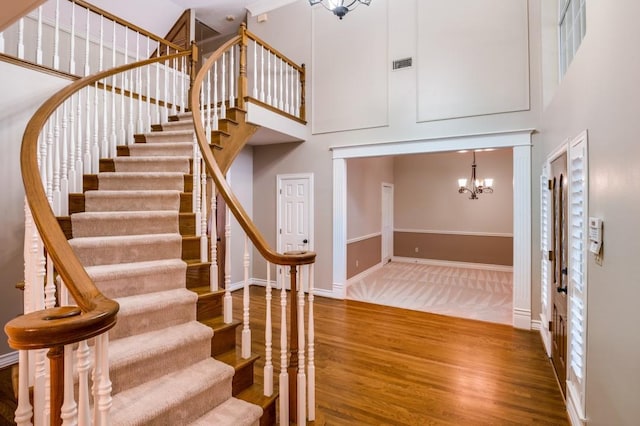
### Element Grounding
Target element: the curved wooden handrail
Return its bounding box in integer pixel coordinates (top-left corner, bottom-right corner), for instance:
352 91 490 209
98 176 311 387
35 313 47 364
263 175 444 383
5 50 192 351
190 37 315 267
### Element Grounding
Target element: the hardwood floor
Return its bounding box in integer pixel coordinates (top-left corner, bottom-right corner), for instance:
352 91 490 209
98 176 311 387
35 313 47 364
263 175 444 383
233 286 569 425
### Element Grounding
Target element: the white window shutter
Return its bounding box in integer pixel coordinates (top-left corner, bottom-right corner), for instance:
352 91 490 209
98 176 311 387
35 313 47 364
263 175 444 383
567 131 588 421
540 171 550 316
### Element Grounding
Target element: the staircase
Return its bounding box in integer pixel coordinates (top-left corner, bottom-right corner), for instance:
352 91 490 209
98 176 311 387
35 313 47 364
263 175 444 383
58 110 275 425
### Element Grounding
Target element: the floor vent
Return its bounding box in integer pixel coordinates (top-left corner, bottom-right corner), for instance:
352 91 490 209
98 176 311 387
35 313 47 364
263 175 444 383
392 57 412 70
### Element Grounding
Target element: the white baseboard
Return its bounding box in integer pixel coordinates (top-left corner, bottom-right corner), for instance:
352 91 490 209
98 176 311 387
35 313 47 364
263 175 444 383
228 280 246 292
513 307 532 330
314 287 341 299
530 319 542 331
567 385 587 426
0 351 18 369
346 262 384 289
392 256 513 272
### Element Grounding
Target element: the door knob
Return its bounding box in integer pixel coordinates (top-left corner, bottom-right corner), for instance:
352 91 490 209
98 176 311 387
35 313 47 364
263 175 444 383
557 286 567 294
303 239 308 244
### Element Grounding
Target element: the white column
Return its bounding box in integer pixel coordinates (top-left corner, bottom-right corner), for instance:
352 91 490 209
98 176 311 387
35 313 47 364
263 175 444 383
332 158 347 298
17 18 25 59
200 158 208 262
512 144 532 329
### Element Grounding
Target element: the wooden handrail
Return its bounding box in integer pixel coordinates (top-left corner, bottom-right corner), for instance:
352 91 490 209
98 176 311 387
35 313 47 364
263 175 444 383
190 38 315 267
5 50 192 351
72 0 184 52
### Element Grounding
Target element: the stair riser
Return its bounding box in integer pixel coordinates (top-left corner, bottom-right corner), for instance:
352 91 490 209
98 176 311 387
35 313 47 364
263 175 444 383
211 325 237 356
111 297 195 341
197 293 223 320
231 362 255 397
186 262 211 288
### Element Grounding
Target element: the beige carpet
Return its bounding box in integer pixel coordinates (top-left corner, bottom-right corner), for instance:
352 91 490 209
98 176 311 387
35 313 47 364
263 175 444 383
347 261 513 325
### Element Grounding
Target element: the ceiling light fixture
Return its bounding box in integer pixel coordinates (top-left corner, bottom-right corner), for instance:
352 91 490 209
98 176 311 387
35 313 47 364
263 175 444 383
458 151 494 200
308 0 372 20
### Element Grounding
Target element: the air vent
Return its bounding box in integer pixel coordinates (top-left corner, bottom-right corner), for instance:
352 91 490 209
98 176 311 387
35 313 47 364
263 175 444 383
392 57 412 70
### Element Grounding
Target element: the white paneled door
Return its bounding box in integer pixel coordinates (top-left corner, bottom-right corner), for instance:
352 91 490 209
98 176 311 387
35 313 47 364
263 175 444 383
277 173 314 291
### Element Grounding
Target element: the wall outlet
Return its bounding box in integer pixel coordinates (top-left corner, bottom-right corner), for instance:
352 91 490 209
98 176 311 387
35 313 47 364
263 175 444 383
415 247 419 253
355 260 359 267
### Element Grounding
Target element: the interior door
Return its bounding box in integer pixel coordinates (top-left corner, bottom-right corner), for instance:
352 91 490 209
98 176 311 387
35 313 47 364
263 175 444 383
551 152 568 396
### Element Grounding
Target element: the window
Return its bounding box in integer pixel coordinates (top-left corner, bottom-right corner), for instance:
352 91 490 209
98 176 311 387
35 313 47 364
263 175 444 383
559 0 586 77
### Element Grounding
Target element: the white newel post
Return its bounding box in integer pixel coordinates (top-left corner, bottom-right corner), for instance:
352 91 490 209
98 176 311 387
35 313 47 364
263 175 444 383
264 262 274 396
307 263 316 420
279 266 289 425
297 272 307 424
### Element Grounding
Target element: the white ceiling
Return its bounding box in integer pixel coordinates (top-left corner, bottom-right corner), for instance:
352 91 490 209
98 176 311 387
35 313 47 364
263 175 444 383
169 0 299 35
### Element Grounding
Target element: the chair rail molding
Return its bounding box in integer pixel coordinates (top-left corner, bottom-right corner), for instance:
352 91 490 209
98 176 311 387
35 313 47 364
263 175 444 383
331 129 534 329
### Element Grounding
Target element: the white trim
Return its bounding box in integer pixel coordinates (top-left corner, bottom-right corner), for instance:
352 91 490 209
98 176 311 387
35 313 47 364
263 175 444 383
381 182 394 264
540 312 552 356
347 232 381 244
0 351 18 369
229 280 245 292
391 256 513 272
345 261 384 289
567 382 588 426
330 129 534 159
332 131 533 331
312 287 341 299
276 173 315 254
530 319 542 331
394 228 513 238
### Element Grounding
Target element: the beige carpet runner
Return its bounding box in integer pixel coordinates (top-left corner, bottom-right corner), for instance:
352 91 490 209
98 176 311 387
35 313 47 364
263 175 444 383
68 115 262 425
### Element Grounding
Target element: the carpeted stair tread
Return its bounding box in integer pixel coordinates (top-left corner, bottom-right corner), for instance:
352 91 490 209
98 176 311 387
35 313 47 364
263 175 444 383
113 156 191 173
127 142 193 157
86 259 186 298
97 172 185 191
110 358 234 426
154 120 195 131
109 321 213 395
70 234 182 266
84 190 181 212
188 397 263 426
71 210 178 237
111 288 197 340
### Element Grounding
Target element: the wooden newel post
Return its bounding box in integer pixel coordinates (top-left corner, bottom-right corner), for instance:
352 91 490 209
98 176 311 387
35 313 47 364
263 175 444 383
189 41 199 100
288 264 299 423
299 64 306 122
237 23 248 110
48 346 64 426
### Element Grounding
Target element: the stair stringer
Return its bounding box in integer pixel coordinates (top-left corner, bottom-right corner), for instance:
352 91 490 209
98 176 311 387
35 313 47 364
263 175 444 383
213 108 259 175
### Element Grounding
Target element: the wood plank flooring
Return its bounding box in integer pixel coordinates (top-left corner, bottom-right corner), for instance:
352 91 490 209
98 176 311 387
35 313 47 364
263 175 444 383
233 286 568 425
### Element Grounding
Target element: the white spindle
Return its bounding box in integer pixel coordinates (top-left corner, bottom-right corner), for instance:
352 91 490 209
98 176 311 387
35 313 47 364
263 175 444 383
285 65 290 115
60 103 69 215
46 120 54 204
206 70 212 140
121 30 128 145
273 55 278 109
99 15 104 71
200 158 208 263
210 191 218 291
279 59 284 110
193 140 201 236
94 334 113 426
76 340 91 426
146 38 152 130
101 80 109 159
84 86 92 173
242 236 251 359
0 30 4 54
163 56 169 123
110 24 117 156
92 82 100 173
17 18 25 59
14 351 32 426
34 349 47 425
68 95 77 194
252 41 258 98
75 91 84 192
155 47 161 124
69 3 76 74
36 7 43 64
172 56 177 115
84 7 90 76
267 50 272 105
136 34 144 133
223 204 232 323
52 112 62 215
229 46 235 108
296 69 301 118
180 57 187 113
60 345 78 426
307 263 316 420
45 254 56 309
53 0 60 69
297 268 307 423
221 52 226 119
23 202 35 314
279 266 289 425
213 61 219 130
260 46 265 102
264 263 274 396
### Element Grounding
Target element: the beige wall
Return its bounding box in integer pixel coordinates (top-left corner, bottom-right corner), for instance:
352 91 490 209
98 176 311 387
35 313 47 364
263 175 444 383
533 1 640 423
249 0 541 291
0 62 71 356
229 146 253 286
346 236 381 279
394 149 513 234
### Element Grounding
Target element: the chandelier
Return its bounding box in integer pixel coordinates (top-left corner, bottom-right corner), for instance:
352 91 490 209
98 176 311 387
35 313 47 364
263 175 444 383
308 0 372 20
458 151 494 200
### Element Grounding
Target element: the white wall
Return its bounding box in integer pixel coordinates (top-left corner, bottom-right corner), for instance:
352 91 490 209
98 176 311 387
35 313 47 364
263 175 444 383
87 0 183 39
535 1 640 423
229 146 254 286
346 156 394 240
394 149 513 234
249 0 541 291
0 61 71 356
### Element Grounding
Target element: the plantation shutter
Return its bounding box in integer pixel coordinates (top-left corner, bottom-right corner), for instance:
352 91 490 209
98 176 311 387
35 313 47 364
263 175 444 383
567 132 588 418
540 171 550 318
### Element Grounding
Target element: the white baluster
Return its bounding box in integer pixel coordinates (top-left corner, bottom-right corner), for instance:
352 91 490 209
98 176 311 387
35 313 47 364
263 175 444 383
297 267 307 423
76 341 91 426
68 96 77 194
60 103 69 215
36 7 43 64
223 204 232 323
172 56 177 115
46 120 54 204
155 46 161 124
213 62 219 130
229 46 235 108
279 59 284 111
242 236 251 359
52 112 62 215
17 18 24 59
53 0 60 69
23 201 34 315
146 38 152 130
264 263 274 396
45 253 56 309
200 158 208 263
279 266 289 425
92 82 100 173
84 7 90 76
69 3 76 74
296 69 301 118
163 56 169 123
101 81 109 159
259 45 265 102
129 67 136 143
193 136 201 238
307 264 316 421
206 70 212 140
121 30 128 145
267 50 272 105
60 345 78 426
84 86 92 173
110 24 117 157
14 350 33 426
0 30 4 54
252 40 258 98
94 334 113 426
273 55 278 109
221 52 226 119
98 15 104 72
75 91 84 191
180 57 187 113
136 34 144 133
34 349 47 425
285 64 290 115
210 191 218 291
